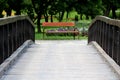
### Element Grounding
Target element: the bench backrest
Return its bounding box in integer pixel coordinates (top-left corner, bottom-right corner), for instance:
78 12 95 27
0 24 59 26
42 22 75 27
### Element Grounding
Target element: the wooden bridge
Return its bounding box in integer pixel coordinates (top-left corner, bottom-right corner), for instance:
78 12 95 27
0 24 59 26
0 16 119 80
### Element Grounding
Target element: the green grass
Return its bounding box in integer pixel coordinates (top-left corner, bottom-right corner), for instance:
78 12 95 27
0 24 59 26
35 32 88 40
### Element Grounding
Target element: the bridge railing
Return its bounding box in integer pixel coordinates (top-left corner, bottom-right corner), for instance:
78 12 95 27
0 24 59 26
88 16 120 65
0 15 35 64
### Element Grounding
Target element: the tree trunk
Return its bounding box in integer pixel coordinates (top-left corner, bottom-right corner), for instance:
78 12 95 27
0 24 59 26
66 11 69 21
51 14 53 22
86 15 89 20
80 14 83 20
91 15 95 19
44 13 49 22
0 11 3 18
103 7 111 17
37 13 41 33
6 9 11 16
59 12 61 22
112 7 117 19
31 0 41 33
16 9 21 15
59 11 65 22
45 16 48 22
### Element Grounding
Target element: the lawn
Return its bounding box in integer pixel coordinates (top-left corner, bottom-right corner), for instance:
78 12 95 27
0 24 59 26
35 32 88 40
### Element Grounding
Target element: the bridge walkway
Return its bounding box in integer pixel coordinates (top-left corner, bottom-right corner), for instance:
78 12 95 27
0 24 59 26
0 40 119 80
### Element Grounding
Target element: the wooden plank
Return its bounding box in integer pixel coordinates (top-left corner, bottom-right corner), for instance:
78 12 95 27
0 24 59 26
42 22 75 27
46 30 79 33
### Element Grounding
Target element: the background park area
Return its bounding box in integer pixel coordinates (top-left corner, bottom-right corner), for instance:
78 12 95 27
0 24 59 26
35 11 91 40
0 0 120 40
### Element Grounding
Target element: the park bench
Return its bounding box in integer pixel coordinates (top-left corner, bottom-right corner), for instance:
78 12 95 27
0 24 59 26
42 22 80 39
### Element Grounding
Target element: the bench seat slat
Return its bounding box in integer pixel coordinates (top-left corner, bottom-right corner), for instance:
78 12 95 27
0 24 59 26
42 22 75 27
46 31 79 33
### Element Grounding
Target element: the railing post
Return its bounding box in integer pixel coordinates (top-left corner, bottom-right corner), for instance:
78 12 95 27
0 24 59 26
114 27 119 63
4 25 9 60
116 29 120 65
98 20 101 45
12 22 16 51
0 27 4 63
108 25 113 57
117 29 120 65
111 27 115 60
96 21 99 43
104 23 107 53
93 21 97 41
101 21 104 49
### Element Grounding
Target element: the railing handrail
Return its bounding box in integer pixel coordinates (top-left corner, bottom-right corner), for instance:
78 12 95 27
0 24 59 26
89 15 120 28
0 15 35 27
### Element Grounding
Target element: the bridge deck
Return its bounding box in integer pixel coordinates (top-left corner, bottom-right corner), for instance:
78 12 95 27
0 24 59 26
0 40 119 80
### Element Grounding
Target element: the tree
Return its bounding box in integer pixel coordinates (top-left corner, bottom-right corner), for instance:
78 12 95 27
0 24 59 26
6 0 24 15
85 0 102 19
0 0 7 17
56 0 66 22
21 0 35 21
65 0 75 20
31 0 53 33
75 0 102 19
102 0 120 18
75 0 86 19
48 1 57 22
31 0 72 32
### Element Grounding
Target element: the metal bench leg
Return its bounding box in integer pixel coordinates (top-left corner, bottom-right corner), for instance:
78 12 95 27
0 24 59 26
73 33 75 40
43 28 45 39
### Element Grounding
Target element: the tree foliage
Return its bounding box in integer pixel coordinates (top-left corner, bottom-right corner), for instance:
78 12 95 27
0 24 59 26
5 0 24 15
75 0 102 19
1 0 120 32
0 0 7 17
102 0 120 18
